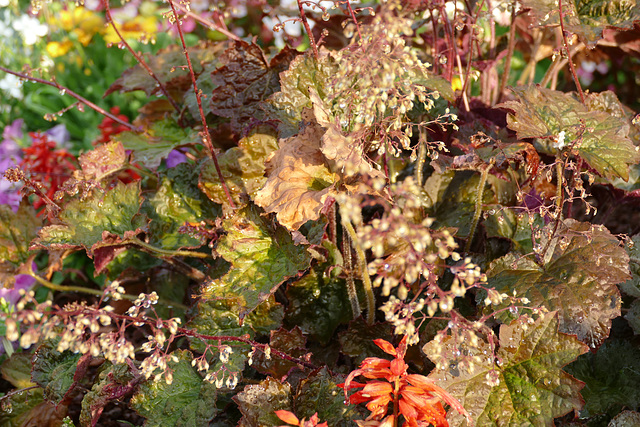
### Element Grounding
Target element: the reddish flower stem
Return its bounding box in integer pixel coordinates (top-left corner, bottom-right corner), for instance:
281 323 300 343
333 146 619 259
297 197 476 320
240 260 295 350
297 0 319 60
102 0 180 112
558 0 585 103
0 65 138 132
171 2 241 41
166 0 235 209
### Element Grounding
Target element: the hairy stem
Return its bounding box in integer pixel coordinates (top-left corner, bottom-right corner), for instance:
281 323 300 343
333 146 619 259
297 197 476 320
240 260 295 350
131 236 210 259
342 219 375 324
465 158 495 253
342 222 361 320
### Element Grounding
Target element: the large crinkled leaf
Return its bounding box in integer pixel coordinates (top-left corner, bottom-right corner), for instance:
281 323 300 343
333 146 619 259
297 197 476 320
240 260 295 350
620 234 640 298
254 115 338 232
2 353 35 389
31 339 83 404
199 126 279 211
424 312 588 426
201 205 311 317
233 377 292 427
114 119 200 169
487 219 629 348
146 163 220 251
338 318 394 365
285 270 353 345
499 85 640 181
75 140 127 182
209 41 298 132
266 51 337 137
32 181 147 256
251 327 307 378
565 339 640 417
131 350 218 427
0 203 39 264
0 387 65 427
105 41 226 97
521 0 640 45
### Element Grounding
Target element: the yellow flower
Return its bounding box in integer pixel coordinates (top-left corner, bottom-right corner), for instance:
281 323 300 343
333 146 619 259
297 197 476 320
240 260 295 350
50 6 104 46
451 76 463 92
103 16 158 44
46 40 73 58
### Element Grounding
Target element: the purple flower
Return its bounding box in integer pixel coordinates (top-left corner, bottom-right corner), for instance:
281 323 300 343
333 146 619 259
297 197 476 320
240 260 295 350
0 119 25 211
45 124 71 147
0 273 35 307
166 149 187 168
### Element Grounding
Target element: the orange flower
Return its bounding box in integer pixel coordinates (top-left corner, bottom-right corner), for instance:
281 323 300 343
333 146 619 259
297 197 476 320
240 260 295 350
275 410 328 427
340 336 474 427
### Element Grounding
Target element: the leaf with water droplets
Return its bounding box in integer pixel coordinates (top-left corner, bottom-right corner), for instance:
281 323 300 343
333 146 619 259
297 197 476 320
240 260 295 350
498 85 640 181
200 205 311 318
105 41 226 97
486 219 629 348
31 339 83 404
209 41 298 133
424 311 588 426
32 181 147 257
0 203 40 265
75 140 126 182
520 0 640 45
130 350 219 426
199 126 279 212
233 377 292 427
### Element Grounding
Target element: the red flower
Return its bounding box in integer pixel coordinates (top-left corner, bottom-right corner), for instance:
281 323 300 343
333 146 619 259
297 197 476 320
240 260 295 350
20 132 75 212
96 106 130 144
340 336 473 427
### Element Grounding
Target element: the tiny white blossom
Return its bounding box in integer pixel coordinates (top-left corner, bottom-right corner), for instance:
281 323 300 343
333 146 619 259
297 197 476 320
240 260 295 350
554 131 566 150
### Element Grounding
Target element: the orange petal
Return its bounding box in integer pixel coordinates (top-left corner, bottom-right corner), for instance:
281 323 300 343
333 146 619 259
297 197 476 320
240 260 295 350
373 338 397 356
275 410 300 425
399 397 419 419
362 381 394 396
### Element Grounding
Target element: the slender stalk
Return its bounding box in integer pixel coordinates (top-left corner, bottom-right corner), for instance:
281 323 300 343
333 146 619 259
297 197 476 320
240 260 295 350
297 0 319 60
172 2 241 41
555 159 564 219
342 219 375 325
167 0 236 209
345 1 364 42
558 0 585 103
103 0 179 112
131 236 210 259
415 130 427 187
497 5 517 103
464 159 495 253
0 65 137 132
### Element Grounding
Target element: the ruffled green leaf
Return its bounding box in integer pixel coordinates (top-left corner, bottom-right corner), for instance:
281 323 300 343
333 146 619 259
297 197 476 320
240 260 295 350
201 205 311 317
294 367 358 426
285 270 353 345
146 163 220 251
424 312 588 426
130 350 218 427
487 219 629 348
33 181 147 255
0 387 64 427
199 126 279 211
565 339 640 417
31 339 83 404
0 203 39 265
266 52 337 137
114 119 200 169
499 85 640 181
233 377 292 427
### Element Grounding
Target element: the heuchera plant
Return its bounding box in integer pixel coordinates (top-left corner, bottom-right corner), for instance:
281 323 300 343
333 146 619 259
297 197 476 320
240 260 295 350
1 0 640 426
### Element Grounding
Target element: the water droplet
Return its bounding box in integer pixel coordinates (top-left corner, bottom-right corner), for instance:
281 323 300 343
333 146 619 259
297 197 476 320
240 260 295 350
322 12 330 21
